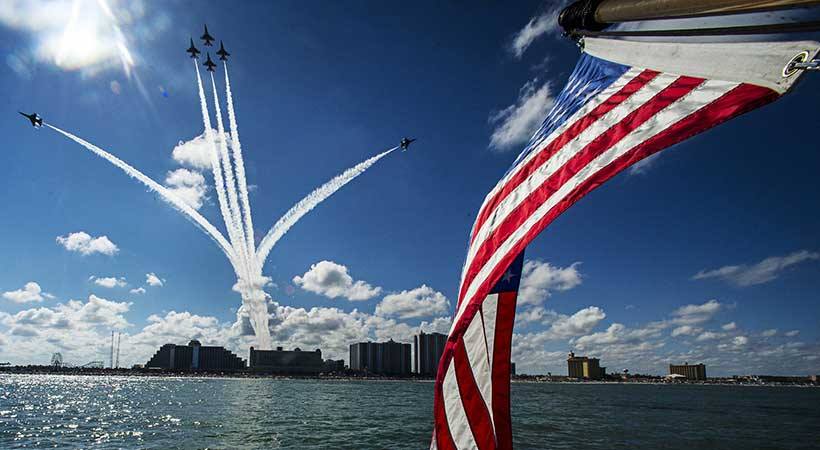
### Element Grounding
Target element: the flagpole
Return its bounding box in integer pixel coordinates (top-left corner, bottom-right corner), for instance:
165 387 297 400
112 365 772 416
595 0 820 23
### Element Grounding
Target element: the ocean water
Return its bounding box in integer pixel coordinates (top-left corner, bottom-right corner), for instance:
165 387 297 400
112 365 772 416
1 374 818 449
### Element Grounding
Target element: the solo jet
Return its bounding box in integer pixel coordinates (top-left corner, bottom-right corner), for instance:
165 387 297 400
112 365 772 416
400 137 416 151
203 53 217 72
186 38 200 58
200 24 215 46
216 41 230 61
18 111 43 128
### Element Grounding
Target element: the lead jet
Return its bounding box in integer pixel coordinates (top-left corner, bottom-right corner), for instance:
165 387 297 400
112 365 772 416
186 38 200 58
18 111 43 128
203 53 217 72
200 24 215 46
400 137 416 151
216 41 230 61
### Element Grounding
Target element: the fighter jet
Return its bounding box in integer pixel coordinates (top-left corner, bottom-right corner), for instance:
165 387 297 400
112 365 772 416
400 137 416 151
203 53 217 72
200 24 215 46
216 41 230 61
18 111 43 128
186 38 200 59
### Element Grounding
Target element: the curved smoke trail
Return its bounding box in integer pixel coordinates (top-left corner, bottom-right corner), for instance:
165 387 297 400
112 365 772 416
46 124 237 266
256 146 397 268
194 61 245 275
210 72 251 271
224 64 257 267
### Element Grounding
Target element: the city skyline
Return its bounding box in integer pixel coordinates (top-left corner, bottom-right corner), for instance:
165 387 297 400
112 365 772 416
1 1 819 377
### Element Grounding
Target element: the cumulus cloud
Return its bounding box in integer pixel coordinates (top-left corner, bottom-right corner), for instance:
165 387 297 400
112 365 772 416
2 282 54 303
671 300 722 326
489 78 556 151
129 287 146 295
696 331 724 341
761 328 778 337
375 285 450 319
692 250 819 287
671 325 700 337
165 168 208 210
785 330 800 337
722 322 737 331
518 259 582 305
56 231 119 256
509 3 568 58
145 273 164 287
171 131 231 170
293 261 381 301
92 276 127 288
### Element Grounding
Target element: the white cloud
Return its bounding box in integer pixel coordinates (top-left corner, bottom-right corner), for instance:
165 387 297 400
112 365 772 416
545 306 605 339
518 259 582 305
375 285 450 319
671 300 722 325
2 282 53 303
722 322 737 331
56 231 119 256
92 276 127 288
145 273 164 287
761 329 778 337
785 330 800 337
171 131 232 170
509 3 567 58
628 152 663 175
488 78 556 151
732 335 749 347
129 287 146 295
292 261 381 301
693 250 819 287
165 168 208 210
696 331 724 341
671 325 700 337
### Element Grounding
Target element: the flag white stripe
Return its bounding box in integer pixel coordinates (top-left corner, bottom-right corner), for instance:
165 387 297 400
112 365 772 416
461 73 680 287
453 80 736 329
482 294 499 374
463 307 495 431
443 362 477 450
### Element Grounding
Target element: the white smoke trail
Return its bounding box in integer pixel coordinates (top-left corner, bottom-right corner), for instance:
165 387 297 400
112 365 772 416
46 124 237 266
256 146 397 267
194 60 245 274
209 72 250 271
223 64 256 267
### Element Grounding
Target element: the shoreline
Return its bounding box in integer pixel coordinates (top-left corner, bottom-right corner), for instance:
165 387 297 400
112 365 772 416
1 368 817 387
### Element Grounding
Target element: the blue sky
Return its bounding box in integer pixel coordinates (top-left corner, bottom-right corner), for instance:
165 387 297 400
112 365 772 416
0 1 818 376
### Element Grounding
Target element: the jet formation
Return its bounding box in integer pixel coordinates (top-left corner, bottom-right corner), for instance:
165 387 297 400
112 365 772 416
18 111 43 128
187 25 229 72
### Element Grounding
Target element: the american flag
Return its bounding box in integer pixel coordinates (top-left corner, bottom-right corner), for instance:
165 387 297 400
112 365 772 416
430 36 813 448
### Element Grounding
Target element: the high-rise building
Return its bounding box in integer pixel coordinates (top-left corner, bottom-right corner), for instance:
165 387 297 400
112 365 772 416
349 339 411 376
248 346 324 374
567 352 604 379
145 339 246 371
669 363 706 380
414 331 447 376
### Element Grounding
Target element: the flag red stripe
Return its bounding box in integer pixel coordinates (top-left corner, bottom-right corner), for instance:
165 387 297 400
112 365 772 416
433 369 458 450
459 76 704 305
454 340 497 450
468 69 660 248
491 292 517 450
